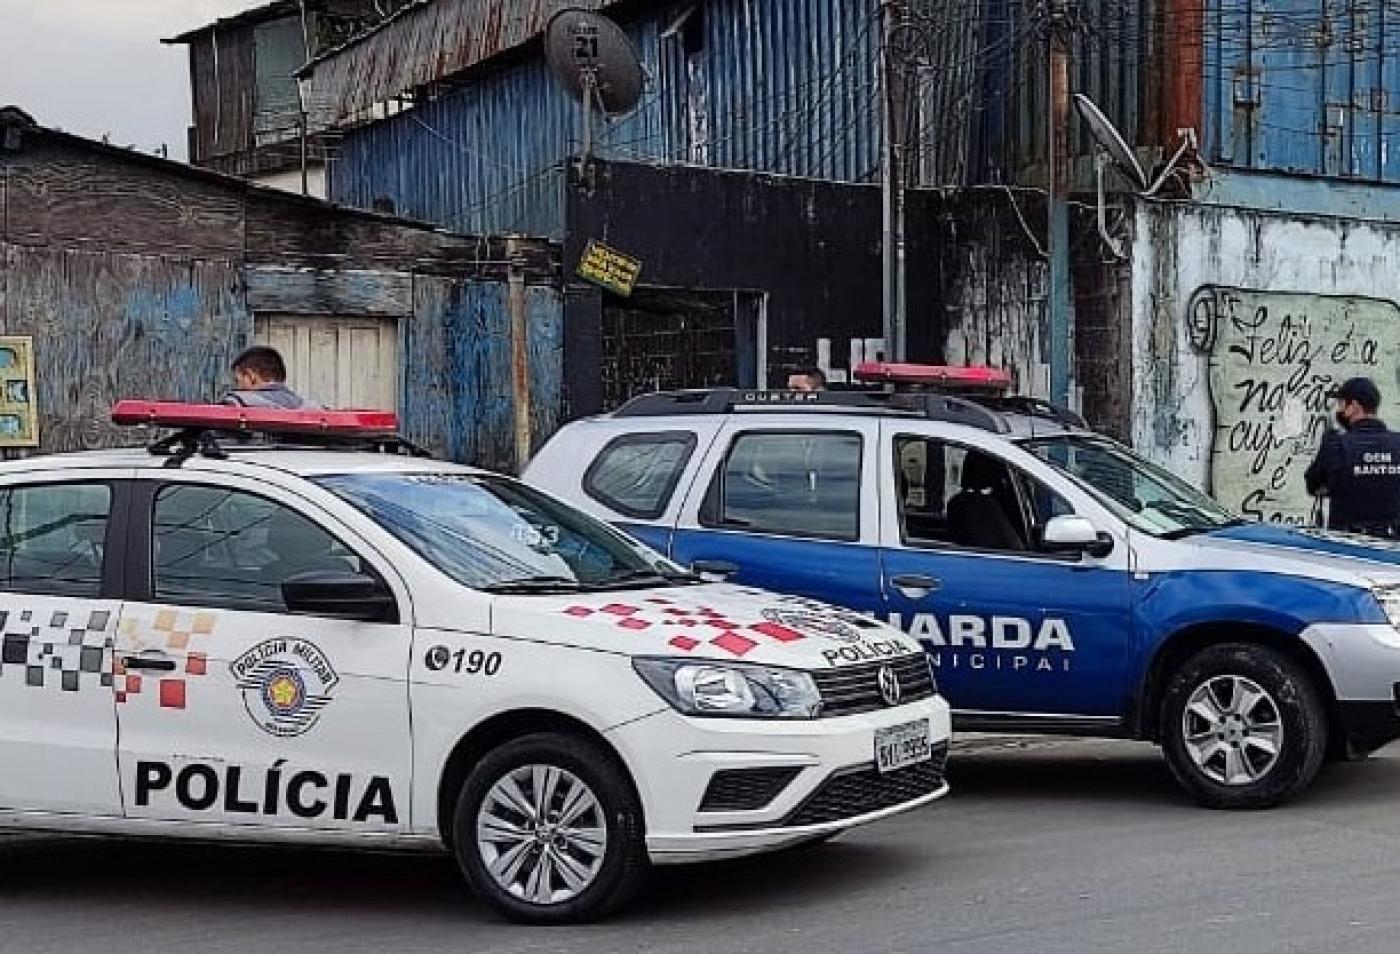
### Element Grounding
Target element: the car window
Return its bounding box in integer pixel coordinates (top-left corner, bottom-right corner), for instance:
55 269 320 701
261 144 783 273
0 483 110 597
707 431 862 541
584 432 696 519
152 485 366 613
1025 435 1237 538
319 473 680 591
895 436 1073 554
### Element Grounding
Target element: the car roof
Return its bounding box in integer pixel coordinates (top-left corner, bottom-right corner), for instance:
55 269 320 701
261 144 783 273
599 389 1094 442
577 405 1094 444
0 445 489 480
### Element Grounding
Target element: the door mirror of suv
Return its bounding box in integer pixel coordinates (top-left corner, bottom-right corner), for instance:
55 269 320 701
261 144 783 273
691 559 740 582
1042 515 1114 559
282 571 399 623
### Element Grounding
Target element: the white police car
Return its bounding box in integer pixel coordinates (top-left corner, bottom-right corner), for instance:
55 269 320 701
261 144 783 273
527 384 1400 809
0 402 950 923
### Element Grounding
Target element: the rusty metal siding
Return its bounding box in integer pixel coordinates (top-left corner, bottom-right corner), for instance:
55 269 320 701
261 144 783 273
1205 0 1400 181
956 0 1168 185
699 0 881 181
301 0 621 128
329 0 884 231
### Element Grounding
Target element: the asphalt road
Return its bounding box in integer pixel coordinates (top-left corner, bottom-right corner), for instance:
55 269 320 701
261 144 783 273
6 737 1400 954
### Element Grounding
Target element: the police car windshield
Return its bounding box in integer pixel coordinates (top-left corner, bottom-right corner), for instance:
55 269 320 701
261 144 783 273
1024 436 1239 538
317 473 691 593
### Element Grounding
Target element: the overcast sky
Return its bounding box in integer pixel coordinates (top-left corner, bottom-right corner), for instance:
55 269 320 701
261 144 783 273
0 0 263 157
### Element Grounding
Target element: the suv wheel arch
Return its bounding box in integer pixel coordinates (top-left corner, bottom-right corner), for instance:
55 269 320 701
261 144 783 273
1133 623 1339 744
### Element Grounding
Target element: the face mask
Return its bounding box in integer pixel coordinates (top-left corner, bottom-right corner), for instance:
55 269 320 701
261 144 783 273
1336 410 1353 431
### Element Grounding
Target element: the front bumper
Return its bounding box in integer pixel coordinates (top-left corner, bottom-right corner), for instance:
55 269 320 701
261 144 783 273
605 695 953 865
1301 624 1400 752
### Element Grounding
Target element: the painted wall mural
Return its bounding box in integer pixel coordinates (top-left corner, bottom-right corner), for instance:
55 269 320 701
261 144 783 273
1187 286 1400 524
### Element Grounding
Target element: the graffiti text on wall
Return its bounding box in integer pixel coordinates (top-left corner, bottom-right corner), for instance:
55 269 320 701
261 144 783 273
1188 287 1400 525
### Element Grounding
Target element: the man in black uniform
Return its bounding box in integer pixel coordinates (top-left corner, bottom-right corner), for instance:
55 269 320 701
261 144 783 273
1304 377 1400 535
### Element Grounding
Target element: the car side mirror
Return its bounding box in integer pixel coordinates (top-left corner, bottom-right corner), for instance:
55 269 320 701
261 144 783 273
1042 515 1114 559
282 571 399 623
691 559 739 582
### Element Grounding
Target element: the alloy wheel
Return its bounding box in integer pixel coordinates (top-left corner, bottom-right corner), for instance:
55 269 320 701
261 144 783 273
476 764 609 905
1182 675 1284 786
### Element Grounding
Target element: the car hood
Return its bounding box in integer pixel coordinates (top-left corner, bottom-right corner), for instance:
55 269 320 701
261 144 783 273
1187 523 1400 586
490 584 922 669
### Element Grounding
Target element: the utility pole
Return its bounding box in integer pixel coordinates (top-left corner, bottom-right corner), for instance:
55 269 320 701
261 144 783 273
507 237 533 474
1047 0 1073 407
880 0 908 363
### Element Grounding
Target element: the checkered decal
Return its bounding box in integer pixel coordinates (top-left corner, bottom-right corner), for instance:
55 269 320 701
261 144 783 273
0 608 116 693
115 609 216 710
560 598 808 657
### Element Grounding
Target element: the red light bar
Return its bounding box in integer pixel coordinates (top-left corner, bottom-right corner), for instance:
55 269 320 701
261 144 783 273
853 363 1013 391
111 401 399 435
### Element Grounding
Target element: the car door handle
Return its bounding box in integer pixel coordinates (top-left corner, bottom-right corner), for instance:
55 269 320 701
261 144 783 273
691 559 740 581
890 574 942 599
122 654 177 673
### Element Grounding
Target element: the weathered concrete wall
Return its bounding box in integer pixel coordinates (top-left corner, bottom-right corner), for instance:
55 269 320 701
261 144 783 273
1130 193 1400 524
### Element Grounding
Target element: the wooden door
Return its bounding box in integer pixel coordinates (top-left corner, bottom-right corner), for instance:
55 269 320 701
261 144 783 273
253 316 399 411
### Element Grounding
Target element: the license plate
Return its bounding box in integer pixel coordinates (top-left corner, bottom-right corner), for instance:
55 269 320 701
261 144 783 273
875 719 932 775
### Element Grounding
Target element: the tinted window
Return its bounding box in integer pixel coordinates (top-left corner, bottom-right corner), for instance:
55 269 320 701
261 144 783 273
711 432 862 540
896 436 1072 554
584 433 696 519
0 483 110 597
153 485 365 613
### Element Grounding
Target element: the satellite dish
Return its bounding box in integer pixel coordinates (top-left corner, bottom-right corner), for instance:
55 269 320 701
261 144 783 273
1073 94 1148 191
545 8 644 116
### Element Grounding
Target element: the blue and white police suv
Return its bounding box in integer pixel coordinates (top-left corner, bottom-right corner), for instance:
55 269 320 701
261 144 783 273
527 381 1400 809
0 402 950 923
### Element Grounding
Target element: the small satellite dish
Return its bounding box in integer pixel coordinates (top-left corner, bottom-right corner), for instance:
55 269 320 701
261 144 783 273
545 8 644 116
1073 94 1148 191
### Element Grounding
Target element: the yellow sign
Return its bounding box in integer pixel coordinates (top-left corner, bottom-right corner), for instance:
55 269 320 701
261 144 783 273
577 240 643 297
0 337 38 448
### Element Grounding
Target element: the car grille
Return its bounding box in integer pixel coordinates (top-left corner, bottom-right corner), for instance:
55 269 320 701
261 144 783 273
782 743 949 827
812 654 936 717
698 766 803 813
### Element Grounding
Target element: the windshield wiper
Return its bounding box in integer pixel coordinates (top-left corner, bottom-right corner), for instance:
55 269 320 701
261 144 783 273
480 576 585 594
1160 519 1248 541
591 569 705 590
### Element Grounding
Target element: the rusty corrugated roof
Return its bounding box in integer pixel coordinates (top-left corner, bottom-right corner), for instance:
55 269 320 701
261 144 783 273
298 0 624 128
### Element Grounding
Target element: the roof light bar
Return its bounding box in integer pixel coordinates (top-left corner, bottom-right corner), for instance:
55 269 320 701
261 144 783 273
111 401 399 436
852 363 1013 391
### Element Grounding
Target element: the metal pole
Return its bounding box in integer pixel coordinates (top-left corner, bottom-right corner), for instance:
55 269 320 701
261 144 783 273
300 111 310 196
879 0 906 362
1048 0 1073 406
507 237 533 473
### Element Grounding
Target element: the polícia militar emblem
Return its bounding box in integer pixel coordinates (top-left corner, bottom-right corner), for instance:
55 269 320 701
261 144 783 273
230 638 340 738
760 608 863 643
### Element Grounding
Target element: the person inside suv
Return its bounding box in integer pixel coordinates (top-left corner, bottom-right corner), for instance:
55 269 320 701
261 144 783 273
947 451 1026 551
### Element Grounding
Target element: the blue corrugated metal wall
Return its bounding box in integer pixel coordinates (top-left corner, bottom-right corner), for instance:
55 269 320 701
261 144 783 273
330 0 883 232
1206 0 1400 180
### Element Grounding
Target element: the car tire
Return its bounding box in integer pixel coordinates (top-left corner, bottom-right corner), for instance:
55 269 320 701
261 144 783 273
452 732 650 924
1160 643 1327 810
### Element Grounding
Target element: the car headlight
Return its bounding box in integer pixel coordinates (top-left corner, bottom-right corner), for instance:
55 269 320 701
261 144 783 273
633 658 822 719
1374 585 1400 629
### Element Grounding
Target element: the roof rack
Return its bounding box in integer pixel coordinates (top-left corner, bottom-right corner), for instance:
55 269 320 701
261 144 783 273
111 401 433 467
974 396 1086 428
612 389 1013 434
